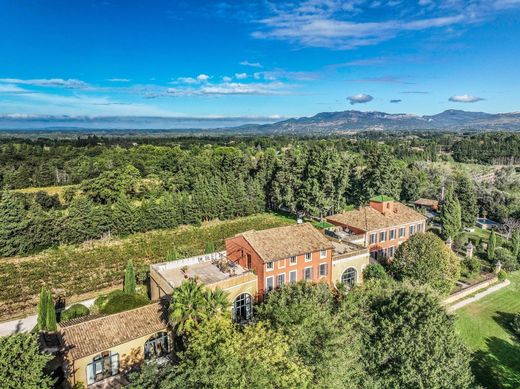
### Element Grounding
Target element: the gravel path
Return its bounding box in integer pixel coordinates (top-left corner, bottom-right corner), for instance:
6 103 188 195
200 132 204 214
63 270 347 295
447 279 511 312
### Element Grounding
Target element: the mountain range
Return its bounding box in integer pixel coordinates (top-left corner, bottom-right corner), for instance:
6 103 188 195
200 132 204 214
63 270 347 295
0 110 520 134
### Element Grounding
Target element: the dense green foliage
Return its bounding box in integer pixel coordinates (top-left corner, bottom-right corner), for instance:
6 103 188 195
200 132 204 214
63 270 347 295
488 230 497 261
94 290 149 315
124 260 137 294
441 187 462 240
347 282 473 388
60 303 90 322
362 263 389 281
36 288 56 331
454 173 479 228
0 333 54 389
390 232 461 295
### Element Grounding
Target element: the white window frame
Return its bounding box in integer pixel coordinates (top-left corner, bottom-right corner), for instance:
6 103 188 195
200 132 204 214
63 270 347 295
265 276 274 291
320 250 327 259
289 270 297 283
276 273 286 287
304 252 312 262
389 246 395 257
380 231 387 243
369 233 377 244
409 225 416 236
399 227 406 238
390 229 396 240
290 256 297 265
303 266 313 280
319 263 328 277
266 262 274 271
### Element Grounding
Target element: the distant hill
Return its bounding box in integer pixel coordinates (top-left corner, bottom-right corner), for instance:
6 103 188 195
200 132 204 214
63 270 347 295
1 110 520 135
233 110 520 134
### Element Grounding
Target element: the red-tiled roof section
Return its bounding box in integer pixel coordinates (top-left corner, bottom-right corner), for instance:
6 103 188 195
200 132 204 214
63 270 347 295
327 202 426 233
60 303 167 360
239 223 333 263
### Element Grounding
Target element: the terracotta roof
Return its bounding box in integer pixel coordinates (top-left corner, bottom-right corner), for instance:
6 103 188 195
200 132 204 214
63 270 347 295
414 198 439 207
238 223 333 262
60 303 168 360
327 202 426 232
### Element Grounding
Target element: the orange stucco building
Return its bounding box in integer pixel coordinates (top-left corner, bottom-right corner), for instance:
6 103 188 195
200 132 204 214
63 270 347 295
226 223 334 298
327 196 427 261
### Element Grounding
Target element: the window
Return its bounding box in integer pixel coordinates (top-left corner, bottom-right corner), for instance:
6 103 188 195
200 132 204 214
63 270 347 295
265 276 274 291
409 225 416 236
320 250 327 259
278 259 286 269
303 267 313 280
289 270 297 283
246 253 252 269
417 223 423 232
389 246 396 257
266 262 274 271
399 227 406 238
276 273 286 287
233 293 252 322
341 268 357 288
379 231 387 242
144 332 170 360
305 252 312 262
86 352 119 385
369 233 377 244
319 263 328 277
390 229 396 240
290 256 297 265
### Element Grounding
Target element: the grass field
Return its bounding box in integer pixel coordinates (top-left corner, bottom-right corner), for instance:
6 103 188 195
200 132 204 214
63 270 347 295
0 213 293 321
455 272 520 388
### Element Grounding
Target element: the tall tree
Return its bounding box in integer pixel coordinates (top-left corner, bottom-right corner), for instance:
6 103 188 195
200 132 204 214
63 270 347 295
454 173 478 228
441 187 462 240
390 232 461 295
37 287 48 331
511 229 520 259
0 334 54 389
44 290 57 332
488 230 497 261
124 260 137 294
0 192 29 257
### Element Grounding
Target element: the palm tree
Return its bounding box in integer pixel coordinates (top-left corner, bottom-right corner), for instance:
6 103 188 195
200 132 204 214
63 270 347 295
169 279 209 336
205 288 230 316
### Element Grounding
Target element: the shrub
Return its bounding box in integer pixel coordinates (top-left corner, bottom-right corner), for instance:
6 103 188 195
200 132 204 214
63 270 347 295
96 290 149 315
497 269 507 282
511 313 520 338
363 263 389 281
60 304 90 322
461 256 481 278
495 247 518 272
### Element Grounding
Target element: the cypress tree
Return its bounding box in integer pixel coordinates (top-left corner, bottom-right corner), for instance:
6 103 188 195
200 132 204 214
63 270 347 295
37 287 48 331
488 230 497 261
441 188 462 240
124 260 137 294
45 290 57 332
512 229 520 259
454 173 478 228
205 241 215 254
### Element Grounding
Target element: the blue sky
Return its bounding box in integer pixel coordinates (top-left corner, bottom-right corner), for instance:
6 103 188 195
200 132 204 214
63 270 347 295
1 0 520 122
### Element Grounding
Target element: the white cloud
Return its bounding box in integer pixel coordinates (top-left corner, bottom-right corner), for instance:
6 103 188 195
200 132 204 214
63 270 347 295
222 76 233 82
197 74 210 81
176 77 199 84
166 81 289 96
347 93 373 104
235 72 248 79
239 60 263 68
106 78 131 82
0 78 89 88
0 84 29 93
449 94 484 103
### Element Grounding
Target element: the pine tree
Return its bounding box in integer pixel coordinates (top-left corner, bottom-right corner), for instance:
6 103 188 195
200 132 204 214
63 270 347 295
45 290 57 332
488 230 497 261
124 260 137 294
441 188 462 240
454 173 478 228
511 229 520 259
205 241 215 254
37 287 48 331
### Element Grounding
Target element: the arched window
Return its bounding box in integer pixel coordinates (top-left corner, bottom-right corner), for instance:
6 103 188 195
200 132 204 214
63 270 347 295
233 293 252 322
341 267 357 288
144 332 170 360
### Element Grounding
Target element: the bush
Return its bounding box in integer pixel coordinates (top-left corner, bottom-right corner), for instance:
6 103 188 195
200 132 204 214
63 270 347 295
363 263 389 281
461 256 481 278
95 290 149 315
495 247 519 272
511 313 520 338
60 304 90 322
497 269 507 282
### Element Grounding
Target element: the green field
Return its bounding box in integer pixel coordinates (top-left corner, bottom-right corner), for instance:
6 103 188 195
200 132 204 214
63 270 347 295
455 272 520 388
0 213 293 321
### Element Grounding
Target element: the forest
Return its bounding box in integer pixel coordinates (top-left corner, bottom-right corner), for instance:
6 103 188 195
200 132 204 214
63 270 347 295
0 132 519 258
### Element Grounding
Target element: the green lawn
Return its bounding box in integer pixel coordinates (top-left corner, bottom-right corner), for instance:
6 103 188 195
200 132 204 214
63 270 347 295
455 272 520 388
